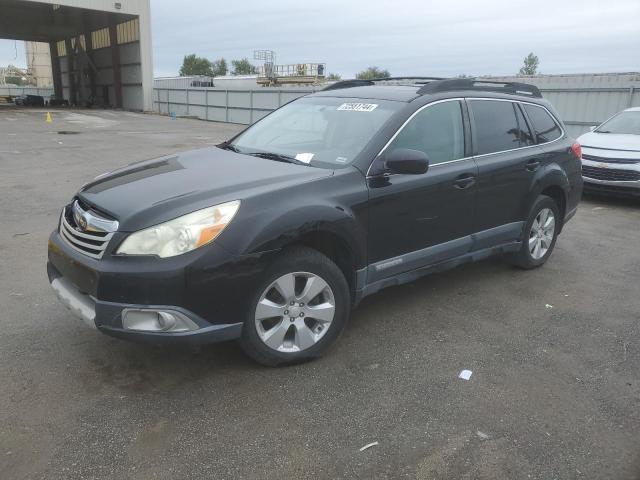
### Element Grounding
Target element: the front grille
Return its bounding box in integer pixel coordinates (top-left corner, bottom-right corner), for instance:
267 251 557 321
59 206 114 259
582 165 640 182
582 153 639 164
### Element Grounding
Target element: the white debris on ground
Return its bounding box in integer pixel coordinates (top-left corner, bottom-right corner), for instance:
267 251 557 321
359 441 379 452
459 370 473 380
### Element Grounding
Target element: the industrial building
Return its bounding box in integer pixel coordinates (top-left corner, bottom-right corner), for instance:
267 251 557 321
25 41 53 87
0 0 153 110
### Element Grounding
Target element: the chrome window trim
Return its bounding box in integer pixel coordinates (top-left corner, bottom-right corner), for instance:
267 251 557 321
366 96 565 177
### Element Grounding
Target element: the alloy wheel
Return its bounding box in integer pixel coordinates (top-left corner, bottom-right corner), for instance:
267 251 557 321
528 208 555 260
254 272 336 352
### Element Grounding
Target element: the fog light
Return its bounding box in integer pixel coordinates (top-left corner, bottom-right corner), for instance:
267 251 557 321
122 309 199 333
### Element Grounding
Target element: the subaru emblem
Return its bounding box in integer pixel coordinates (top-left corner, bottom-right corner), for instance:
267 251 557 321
78 214 88 231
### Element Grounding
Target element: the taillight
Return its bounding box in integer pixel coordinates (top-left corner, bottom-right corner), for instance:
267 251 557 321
571 142 582 160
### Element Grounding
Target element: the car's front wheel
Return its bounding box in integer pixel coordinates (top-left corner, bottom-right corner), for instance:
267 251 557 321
240 247 350 366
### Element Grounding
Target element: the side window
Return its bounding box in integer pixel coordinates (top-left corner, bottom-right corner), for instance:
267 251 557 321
523 104 562 144
514 103 535 146
470 100 521 155
389 100 465 165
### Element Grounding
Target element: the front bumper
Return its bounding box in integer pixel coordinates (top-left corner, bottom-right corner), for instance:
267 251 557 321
581 151 640 197
47 230 273 345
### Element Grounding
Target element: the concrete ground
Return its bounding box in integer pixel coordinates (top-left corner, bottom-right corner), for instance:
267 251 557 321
1 107 639 480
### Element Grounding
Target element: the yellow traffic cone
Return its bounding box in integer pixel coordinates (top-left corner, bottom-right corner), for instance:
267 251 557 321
46 112 52 123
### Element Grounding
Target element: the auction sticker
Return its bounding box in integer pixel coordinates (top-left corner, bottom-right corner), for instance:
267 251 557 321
337 103 378 112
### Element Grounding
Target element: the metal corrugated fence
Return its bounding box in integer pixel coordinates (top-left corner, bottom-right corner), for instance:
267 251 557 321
486 74 640 137
0 86 55 97
153 87 317 125
153 74 640 136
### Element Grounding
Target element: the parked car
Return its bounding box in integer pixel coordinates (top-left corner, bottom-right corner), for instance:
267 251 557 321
577 107 640 197
47 78 583 366
48 95 69 107
14 94 45 107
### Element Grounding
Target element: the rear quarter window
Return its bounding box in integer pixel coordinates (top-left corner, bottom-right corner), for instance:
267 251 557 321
523 104 562 144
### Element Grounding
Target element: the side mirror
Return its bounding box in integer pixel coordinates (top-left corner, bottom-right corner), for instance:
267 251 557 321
384 148 429 175
589 125 597 131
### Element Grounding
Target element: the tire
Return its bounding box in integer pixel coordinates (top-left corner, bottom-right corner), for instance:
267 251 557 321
240 247 351 366
508 195 561 269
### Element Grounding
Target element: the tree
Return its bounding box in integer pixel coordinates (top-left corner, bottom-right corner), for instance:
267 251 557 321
356 66 391 80
326 73 342 81
179 54 214 76
231 58 258 75
519 53 539 76
5 76 28 86
212 58 228 77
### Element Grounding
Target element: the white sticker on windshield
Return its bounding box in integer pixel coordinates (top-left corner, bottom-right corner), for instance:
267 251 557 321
337 103 378 112
295 152 314 163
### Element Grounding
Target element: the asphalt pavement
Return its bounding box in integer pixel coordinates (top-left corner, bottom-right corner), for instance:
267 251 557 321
1 108 639 479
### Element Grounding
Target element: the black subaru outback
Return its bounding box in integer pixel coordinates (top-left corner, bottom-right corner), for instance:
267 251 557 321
48 78 583 366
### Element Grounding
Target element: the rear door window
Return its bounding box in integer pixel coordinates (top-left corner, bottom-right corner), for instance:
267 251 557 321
523 104 562 144
470 100 521 155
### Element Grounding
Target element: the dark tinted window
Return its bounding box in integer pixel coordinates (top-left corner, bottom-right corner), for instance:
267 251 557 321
471 100 521 155
514 104 535 146
390 100 464 165
523 104 562 143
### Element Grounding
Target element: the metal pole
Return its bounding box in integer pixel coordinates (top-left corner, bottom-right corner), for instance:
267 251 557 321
249 90 253 124
205 88 209 121
629 86 635 108
186 88 189 115
225 90 229 123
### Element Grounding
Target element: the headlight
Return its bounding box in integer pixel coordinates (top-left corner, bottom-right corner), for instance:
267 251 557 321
116 201 240 258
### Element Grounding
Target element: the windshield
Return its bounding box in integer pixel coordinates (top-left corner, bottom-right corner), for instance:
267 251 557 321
596 111 640 135
227 97 403 168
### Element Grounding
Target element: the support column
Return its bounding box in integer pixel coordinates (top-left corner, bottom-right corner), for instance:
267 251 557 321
65 38 76 105
137 9 154 112
49 41 63 98
83 28 97 104
109 24 123 108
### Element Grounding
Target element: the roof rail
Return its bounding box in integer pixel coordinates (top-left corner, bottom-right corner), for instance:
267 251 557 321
417 78 542 98
322 79 374 91
322 76 446 91
368 76 445 83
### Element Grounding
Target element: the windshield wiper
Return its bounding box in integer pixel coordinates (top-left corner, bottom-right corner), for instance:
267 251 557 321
597 130 612 134
217 141 240 152
245 151 309 166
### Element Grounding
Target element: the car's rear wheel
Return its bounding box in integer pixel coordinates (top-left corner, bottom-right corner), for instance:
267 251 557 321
508 195 560 269
240 247 350 366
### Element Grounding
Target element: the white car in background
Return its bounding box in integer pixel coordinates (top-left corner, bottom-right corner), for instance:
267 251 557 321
577 107 640 197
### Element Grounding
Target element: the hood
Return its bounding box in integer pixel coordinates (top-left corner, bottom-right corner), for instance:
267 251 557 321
78 147 332 231
577 131 640 153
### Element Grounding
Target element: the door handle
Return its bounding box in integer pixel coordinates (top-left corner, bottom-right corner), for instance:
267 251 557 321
453 174 476 189
526 159 541 172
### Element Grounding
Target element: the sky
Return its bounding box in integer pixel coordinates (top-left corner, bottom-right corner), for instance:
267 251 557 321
1 0 639 78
